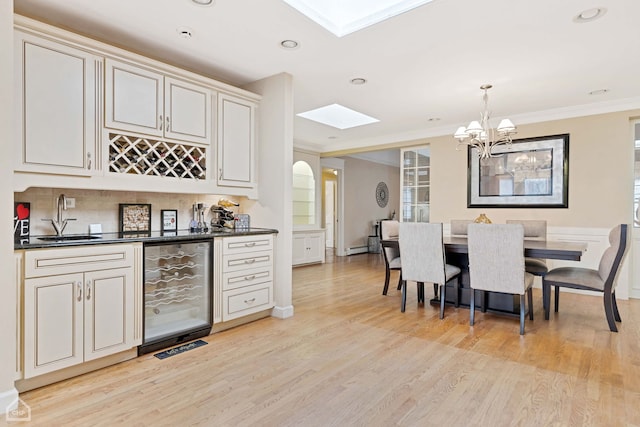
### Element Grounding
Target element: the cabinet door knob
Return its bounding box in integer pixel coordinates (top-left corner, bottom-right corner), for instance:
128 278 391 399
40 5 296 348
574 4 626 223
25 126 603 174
159 115 163 130
87 152 92 170
77 282 82 302
86 281 92 300
166 116 171 132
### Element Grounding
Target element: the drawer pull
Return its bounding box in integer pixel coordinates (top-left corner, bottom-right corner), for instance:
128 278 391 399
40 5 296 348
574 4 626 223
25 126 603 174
244 298 256 304
244 275 256 281
245 242 256 247
244 259 256 264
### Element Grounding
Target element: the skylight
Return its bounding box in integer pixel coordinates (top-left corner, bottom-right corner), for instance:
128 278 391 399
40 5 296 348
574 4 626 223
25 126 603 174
297 104 379 130
282 0 434 37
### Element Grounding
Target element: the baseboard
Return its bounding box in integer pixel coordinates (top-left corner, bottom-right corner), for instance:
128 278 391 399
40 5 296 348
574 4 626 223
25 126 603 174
0 386 19 414
346 246 368 255
271 305 294 319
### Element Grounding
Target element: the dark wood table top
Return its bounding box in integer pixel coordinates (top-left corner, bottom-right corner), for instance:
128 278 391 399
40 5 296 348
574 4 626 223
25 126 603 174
381 236 587 261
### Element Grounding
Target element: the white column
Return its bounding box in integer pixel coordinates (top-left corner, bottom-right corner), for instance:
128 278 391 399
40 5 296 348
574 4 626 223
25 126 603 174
242 73 294 318
1 5 20 412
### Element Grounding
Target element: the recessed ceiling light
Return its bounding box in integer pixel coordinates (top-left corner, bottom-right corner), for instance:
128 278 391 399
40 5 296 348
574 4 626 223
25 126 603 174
573 7 607 23
297 103 379 130
350 78 367 85
283 0 435 37
191 0 214 5
177 27 193 39
280 40 299 49
589 89 610 96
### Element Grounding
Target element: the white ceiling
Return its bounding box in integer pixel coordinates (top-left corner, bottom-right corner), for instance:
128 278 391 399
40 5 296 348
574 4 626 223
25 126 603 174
13 0 640 154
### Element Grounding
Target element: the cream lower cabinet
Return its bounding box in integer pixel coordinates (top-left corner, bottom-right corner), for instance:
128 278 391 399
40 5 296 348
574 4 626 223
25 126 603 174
292 230 325 266
220 234 274 321
22 243 141 378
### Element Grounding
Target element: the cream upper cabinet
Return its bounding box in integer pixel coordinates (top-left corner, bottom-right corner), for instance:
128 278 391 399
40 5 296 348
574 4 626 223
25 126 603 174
217 93 256 188
15 30 97 176
105 58 212 146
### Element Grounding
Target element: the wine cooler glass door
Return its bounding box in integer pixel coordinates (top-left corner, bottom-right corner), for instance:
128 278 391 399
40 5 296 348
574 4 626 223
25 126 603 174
143 240 212 345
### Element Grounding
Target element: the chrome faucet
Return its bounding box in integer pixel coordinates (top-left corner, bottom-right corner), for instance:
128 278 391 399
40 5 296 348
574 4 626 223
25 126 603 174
42 194 76 236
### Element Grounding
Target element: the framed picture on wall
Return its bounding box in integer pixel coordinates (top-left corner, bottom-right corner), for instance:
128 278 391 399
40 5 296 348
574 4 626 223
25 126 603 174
119 203 152 234
467 134 569 208
161 209 178 235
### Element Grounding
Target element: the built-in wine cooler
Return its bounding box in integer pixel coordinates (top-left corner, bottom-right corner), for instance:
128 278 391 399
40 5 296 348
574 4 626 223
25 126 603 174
139 239 212 355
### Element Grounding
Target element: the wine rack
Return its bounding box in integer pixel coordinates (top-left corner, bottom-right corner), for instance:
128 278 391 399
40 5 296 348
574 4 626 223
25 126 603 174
108 133 206 179
141 240 212 354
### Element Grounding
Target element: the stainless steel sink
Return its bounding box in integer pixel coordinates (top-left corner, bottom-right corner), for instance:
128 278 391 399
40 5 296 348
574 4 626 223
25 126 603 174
37 235 102 242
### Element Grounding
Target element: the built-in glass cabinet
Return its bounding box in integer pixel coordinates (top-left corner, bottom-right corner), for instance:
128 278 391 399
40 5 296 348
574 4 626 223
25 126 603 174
400 146 430 222
293 160 316 226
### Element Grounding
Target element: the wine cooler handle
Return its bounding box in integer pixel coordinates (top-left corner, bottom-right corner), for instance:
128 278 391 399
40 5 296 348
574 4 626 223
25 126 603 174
77 282 82 302
86 281 91 300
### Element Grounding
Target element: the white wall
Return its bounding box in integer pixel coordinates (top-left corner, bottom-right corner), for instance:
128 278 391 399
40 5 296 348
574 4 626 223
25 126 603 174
1 0 19 411
341 157 400 251
242 73 294 319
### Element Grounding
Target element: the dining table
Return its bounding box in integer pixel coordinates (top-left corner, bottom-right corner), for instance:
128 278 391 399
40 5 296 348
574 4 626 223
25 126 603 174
381 236 588 315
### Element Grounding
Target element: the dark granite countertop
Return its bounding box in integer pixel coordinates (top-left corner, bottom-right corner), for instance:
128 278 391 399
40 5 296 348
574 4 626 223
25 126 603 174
15 227 278 250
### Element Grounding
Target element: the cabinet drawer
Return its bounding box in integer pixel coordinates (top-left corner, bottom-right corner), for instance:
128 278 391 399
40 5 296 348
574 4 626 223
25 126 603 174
222 283 272 321
221 234 273 255
222 266 273 291
222 250 272 273
25 244 135 278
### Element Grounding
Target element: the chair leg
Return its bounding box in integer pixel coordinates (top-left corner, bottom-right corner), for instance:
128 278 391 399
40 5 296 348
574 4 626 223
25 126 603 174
401 281 407 313
481 290 487 313
433 283 438 299
612 291 621 322
397 273 403 291
519 294 525 335
603 291 619 332
527 287 534 321
417 282 424 304
439 283 445 319
554 286 560 312
382 267 391 295
543 282 550 320
470 288 475 326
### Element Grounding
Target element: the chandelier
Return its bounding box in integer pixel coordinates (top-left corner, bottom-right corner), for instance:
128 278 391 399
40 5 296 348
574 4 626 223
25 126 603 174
453 84 516 159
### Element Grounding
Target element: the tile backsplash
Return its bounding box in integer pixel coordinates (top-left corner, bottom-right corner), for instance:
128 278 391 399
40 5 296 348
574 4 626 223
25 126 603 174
15 188 244 236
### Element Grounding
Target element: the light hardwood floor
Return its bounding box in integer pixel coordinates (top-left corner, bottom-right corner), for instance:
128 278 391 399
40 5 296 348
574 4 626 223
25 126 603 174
11 252 640 426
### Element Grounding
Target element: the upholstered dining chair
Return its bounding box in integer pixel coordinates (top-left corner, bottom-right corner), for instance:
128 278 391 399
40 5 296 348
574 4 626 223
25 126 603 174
506 220 548 276
543 224 629 332
380 220 403 295
467 223 534 335
399 222 461 318
450 219 473 237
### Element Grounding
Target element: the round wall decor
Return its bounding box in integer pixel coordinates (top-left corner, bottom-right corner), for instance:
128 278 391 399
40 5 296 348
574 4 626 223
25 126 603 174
376 182 389 207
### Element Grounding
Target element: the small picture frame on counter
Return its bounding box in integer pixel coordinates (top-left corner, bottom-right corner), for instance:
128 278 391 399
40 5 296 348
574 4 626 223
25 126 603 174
119 203 151 235
161 209 178 235
14 202 30 244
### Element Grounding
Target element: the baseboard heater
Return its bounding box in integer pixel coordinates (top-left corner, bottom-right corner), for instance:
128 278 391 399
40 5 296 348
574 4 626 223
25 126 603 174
346 246 369 255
